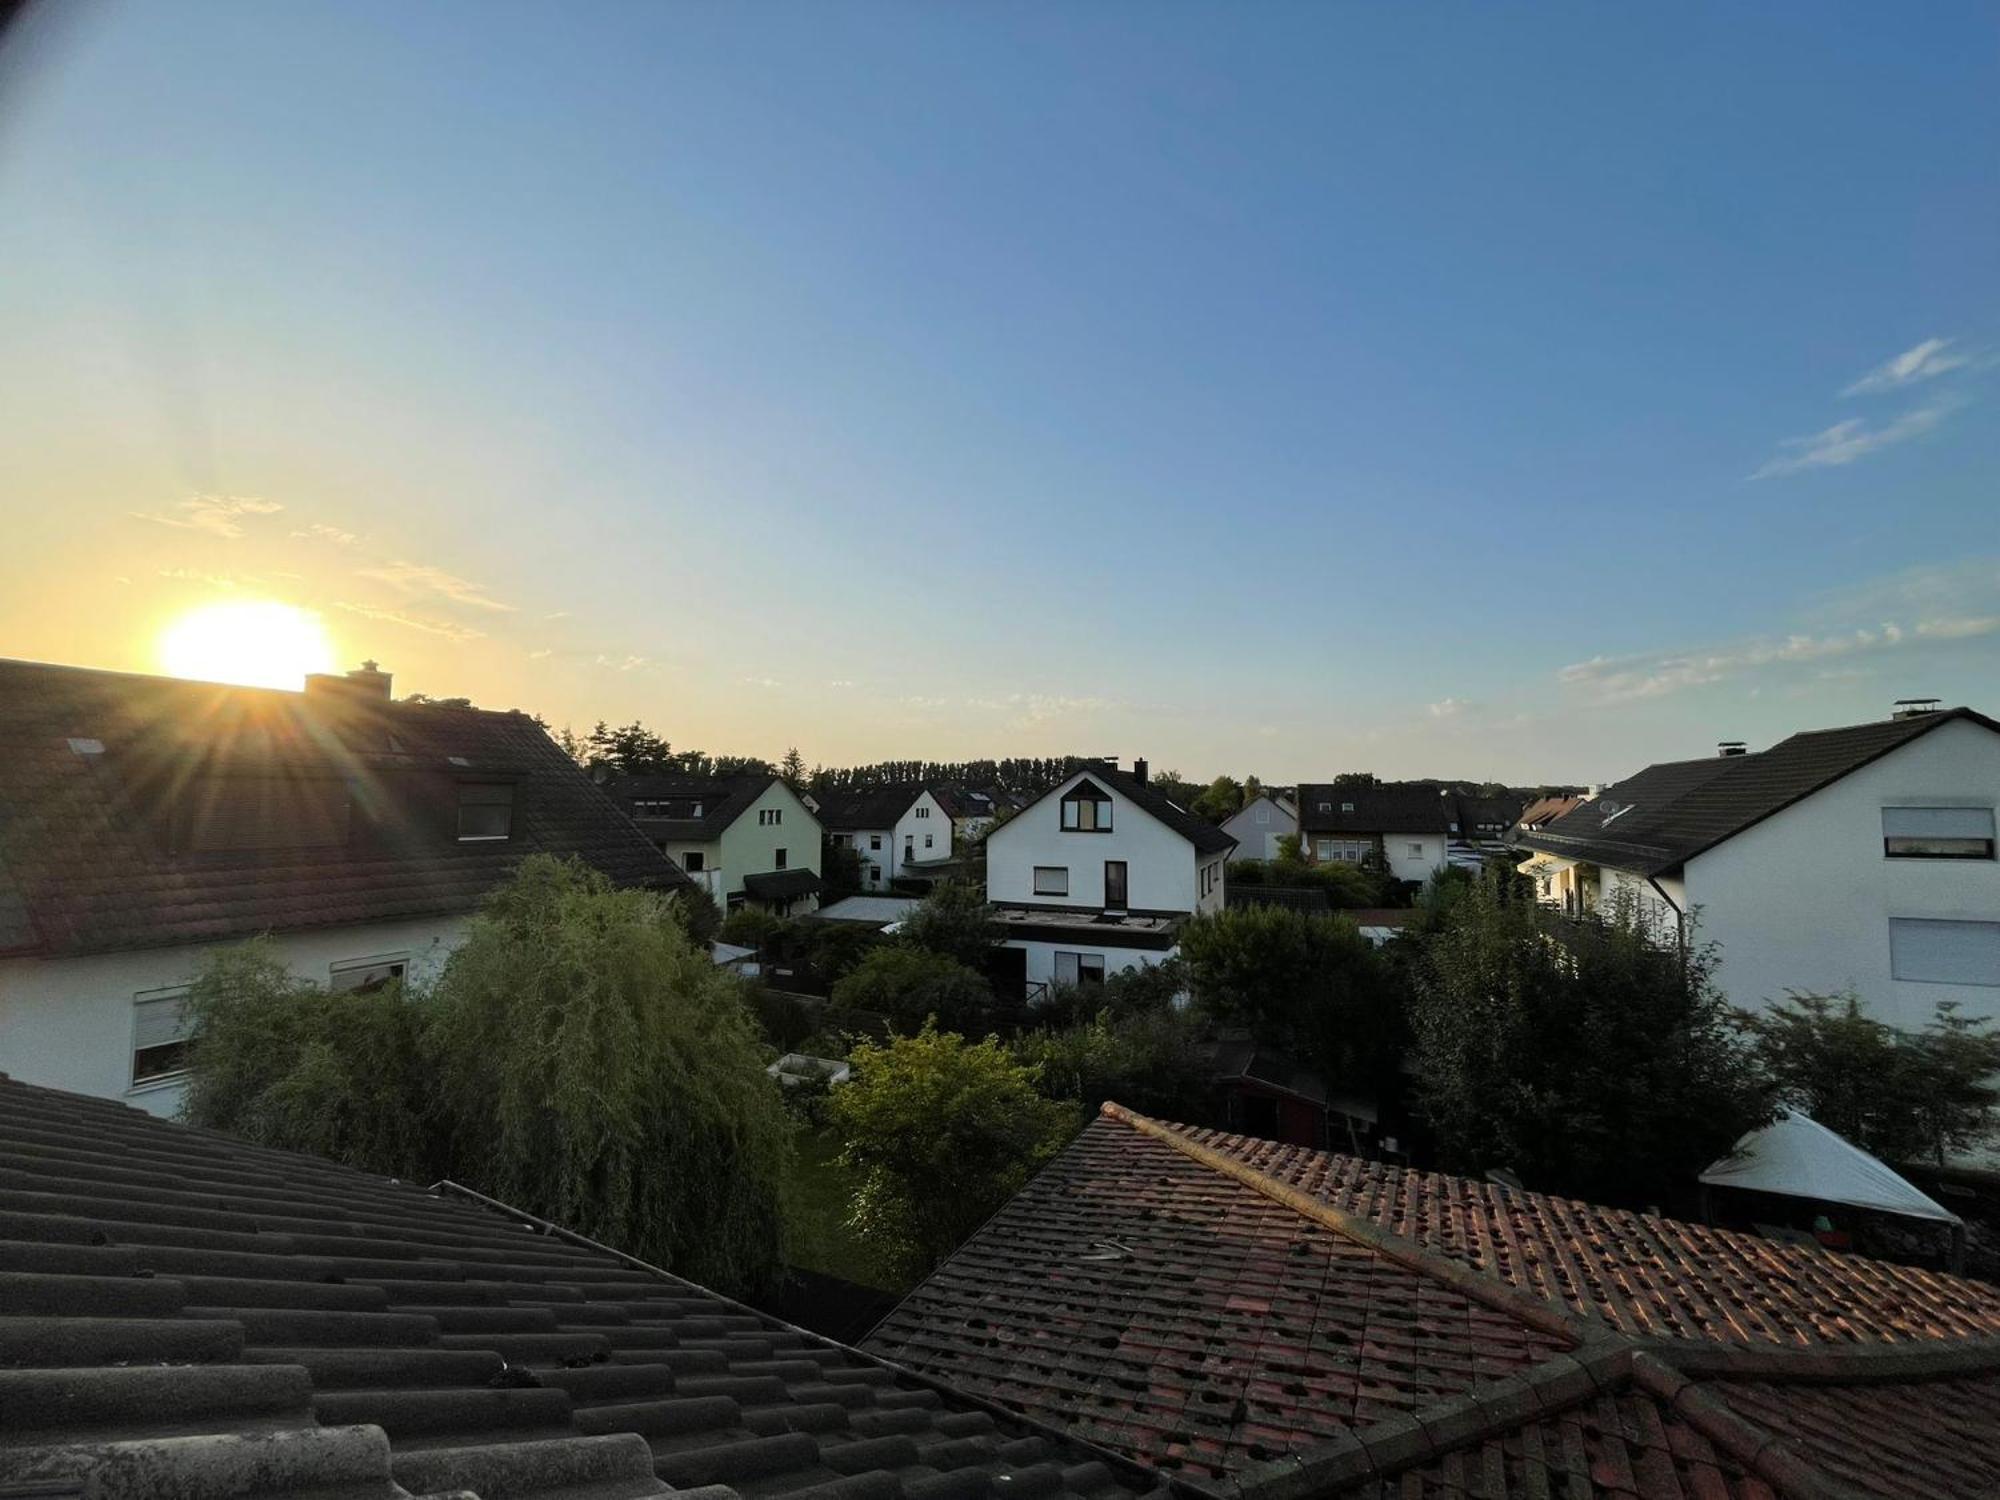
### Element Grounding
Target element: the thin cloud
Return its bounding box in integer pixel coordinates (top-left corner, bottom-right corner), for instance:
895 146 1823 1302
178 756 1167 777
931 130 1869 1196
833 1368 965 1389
131 495 283 539
333 600 485 643
1750 398 1958 479
593 654 649 672
1427 697 1470 719
292 522 359 546
359 561 515 612
1842 337 1970 397
741 676 785 689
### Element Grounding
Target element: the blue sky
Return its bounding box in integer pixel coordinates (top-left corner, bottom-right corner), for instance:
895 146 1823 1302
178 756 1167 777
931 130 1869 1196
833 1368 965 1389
0 1 1994 782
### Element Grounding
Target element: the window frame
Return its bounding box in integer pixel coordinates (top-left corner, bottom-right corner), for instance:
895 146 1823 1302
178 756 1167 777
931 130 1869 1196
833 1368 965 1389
1033 866 1070 896
130 986 195 1090
1059 791 1113 832
456 781 516 842
681 849 705 872
1882 806 1996 861
1889 917 2000 988
329 953 410 995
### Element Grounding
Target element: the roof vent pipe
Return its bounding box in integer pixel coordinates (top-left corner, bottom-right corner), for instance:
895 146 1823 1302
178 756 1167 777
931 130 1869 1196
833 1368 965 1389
1892 698 1942 720
1717 741 1747 757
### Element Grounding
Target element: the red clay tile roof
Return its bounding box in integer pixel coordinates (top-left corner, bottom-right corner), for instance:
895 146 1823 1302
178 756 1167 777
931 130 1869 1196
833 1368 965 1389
0 658 688 957
865 1107 2000 1499
0 1072 1166 1500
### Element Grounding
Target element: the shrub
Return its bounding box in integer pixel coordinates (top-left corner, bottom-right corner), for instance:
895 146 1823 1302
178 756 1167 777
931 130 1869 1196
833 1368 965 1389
828 946 994 1034
897 879 999 971
830 1023 1076 1275
1013 1006 1212 1121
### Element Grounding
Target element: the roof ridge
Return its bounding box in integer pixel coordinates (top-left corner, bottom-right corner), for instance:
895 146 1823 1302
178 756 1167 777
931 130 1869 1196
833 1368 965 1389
1096 1104 1598 1348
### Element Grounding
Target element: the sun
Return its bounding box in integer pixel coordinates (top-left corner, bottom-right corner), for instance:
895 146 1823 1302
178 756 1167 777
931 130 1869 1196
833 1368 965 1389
158 600 338 690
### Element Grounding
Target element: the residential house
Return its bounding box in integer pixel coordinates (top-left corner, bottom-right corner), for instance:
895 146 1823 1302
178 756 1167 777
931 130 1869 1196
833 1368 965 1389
1294 782 1456 883
866 1103 2000 1496
983 758 1234 997
928 784 1028 844
1517 703 2000 1032
0 658 687 1118
1511 791 1586 841
1219 789 1297 861
609 772 823 915
0 1072 1164 1500
811 784 954 891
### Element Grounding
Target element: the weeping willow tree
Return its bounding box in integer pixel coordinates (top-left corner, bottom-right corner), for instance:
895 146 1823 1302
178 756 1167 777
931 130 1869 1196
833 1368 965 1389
182 856 790 1297
425 856 791 1295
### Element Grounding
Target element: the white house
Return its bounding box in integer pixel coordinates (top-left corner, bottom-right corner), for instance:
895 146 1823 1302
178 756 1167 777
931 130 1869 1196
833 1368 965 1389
1517 704 2000 1034
982 759 1234 997
0 657 690 1118
611 773 824 914
1294 783 1456 884
812 785 954 891
1220 792 1298 861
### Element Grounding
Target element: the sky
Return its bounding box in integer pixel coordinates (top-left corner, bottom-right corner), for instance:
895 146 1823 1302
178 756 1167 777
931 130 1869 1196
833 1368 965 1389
0 1 1994 785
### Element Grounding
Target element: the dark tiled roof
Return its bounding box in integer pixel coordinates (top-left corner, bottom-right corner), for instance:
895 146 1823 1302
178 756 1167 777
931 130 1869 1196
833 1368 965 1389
865 1108 2000 1498
0 1073 1168 1500
814 786 927 832
740 869 824 901
1000 767 1236 858
608 773 786 843
1519 707 2000 876
0 659 687 958
1296 785 1456 836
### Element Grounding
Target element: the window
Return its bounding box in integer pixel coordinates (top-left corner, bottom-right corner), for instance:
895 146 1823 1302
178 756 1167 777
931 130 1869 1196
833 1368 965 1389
1317 837 1369 863
1034 866 1069 896
1315 838 1335 860
832 833 851 848
867 863 881 883
1256 804 1270 824
924 833 934 849
1407 842 1424 859
1890 919 2000 987
775 847 788 869
330 955 408 994
1060 783 1113 832
682 850 705 871
759 808 783 826
916 805 930 818
1054 952 1107 987
131 988 193 1086
1317 801 1332 813
457 782 514 841
869 835 882 850
1341 801 1355 814
1884 807 1996 860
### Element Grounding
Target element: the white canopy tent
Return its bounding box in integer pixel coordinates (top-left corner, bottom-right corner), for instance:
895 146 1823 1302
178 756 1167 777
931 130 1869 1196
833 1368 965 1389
1700 1109 1964 1268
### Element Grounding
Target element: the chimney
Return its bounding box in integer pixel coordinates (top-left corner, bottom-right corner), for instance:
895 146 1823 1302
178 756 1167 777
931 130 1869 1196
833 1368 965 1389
1717 741 1747 757
305 660 394 706
1133 758 1149 784
1892 698 1941 720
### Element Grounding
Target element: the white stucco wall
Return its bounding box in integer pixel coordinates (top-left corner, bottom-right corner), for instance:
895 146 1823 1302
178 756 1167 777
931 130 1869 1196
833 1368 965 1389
1683 718 2000 1029
1006 938 1171 991
892 792 953 875
986 772 1199 912
1384 832 1450 884
0 915 472 1118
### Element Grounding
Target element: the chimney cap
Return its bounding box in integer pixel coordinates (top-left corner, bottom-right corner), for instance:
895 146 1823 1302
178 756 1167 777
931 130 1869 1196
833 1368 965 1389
1892 697 1943 720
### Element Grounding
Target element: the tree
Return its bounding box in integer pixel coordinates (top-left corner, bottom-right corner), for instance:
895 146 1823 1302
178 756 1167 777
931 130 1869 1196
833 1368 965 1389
1191 776 1245 824
831 1023 1077 1275
182 941 437 1180
183 856 793 1298
675 885 722 946
821 838 865 899
829 947 995 1034
780 747 807 786
1409 877 1767 1208
1744 993 2000 1166
1331 771 1381 789
1013 1006 1212 1121
1180 906 1400 1092
898 879 998 971
587 720 676 775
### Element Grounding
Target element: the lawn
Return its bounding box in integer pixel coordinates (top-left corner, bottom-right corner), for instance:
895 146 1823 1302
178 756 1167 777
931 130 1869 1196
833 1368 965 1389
783 1125 910 1293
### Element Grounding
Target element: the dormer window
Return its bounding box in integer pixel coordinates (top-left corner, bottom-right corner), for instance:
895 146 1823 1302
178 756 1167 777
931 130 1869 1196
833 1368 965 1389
458 782 514 841
1341 801 1354 813
1060 781 1113 833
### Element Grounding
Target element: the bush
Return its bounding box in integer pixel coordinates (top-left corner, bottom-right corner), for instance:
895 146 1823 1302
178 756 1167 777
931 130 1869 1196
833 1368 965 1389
1035 957 1189 1027
831 1023 1077 1276
1013 1006 1212 1121
1229 853 1389 909
184 855 793 1298
183 941 437 1180
897 879 999 971
828 946 994 1034
1744 992 2000 1166
719 906 784 950
1409 876 1766 1208
1180 906 1401 1091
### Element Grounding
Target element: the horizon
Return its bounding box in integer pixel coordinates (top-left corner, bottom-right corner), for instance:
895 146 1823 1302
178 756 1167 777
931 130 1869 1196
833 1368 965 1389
2 2 1994 785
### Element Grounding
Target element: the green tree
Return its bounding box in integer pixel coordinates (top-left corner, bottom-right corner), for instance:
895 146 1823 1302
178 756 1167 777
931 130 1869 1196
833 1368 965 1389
1013 1007 1212 1121
184 857 793 1298
182 941 438 1180
1180 906 1400 1091
1410 877 1766 1207
898 879 998 971
1331 771 1380 789
780 746 807 786
586 720 677 775
831 1023 1077 1275
829 946 994 1033
1744 992 2000 1167
1191 775 1245 823
675 885 723 946
821 838 865 899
